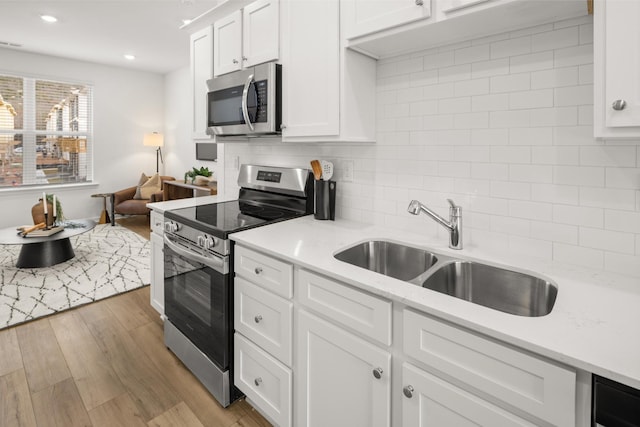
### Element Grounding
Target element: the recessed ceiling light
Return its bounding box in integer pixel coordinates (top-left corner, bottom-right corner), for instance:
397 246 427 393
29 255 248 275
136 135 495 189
40 15 58 23
124 54 136 61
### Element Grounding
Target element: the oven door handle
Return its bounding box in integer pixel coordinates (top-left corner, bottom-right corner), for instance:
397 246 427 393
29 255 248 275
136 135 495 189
241 73 255 132
164 235 229 274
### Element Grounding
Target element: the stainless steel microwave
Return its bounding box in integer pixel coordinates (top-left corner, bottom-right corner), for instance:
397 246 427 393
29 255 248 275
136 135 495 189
206 62 282 137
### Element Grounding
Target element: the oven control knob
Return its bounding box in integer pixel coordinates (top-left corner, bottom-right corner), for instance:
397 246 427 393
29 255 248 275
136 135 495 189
204 236 216 250
164 222 179 233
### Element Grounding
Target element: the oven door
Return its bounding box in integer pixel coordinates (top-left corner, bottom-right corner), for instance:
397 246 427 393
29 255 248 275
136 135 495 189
163 234 230 370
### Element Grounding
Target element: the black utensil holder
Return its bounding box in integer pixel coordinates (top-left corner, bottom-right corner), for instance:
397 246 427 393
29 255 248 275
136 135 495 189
314 180 336 220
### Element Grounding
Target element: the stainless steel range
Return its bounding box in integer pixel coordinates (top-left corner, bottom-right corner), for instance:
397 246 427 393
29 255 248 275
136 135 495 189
162 164 313 407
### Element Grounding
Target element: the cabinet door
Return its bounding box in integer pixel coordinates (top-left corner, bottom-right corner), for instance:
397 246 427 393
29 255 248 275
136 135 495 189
601 0 640 129
190 26 213 139
281 0 339 138
150 232 164 315
214 10 242 77
439 0 492 14
343 0 431 40
296 309 391 427
402 363 536 427
243 0 279 67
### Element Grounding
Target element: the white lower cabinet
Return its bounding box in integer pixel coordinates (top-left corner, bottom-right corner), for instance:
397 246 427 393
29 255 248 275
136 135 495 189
402 363 536 427
149 210 164 316
295 309 391 427
235 333 291 426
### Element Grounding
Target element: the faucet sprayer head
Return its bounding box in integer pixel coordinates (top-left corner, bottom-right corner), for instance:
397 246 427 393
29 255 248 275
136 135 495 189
407 200 421 215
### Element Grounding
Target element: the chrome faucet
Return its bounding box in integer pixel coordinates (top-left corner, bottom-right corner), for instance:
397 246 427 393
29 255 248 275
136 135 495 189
407 199 462 250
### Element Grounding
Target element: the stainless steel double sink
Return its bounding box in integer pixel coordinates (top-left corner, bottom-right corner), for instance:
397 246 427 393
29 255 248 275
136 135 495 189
334 240 557 317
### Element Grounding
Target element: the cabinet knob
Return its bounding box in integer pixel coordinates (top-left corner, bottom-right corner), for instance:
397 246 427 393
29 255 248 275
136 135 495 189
415 0 424 5
372 368 383 379
254 267 263 275
612 99 627 111
403 385 415 398
242 56 248 61
254 377 262 386
254 314 263 323
232 59 239 64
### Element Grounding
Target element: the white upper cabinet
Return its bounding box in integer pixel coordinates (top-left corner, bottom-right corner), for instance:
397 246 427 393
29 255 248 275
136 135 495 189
594 0 640 138
343 0 432 40
190 26 214 140
281 0 376 142
213 0 279 77
439 0 492 14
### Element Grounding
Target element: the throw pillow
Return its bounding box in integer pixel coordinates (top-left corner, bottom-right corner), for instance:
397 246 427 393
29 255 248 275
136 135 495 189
133 173 149 200
138 173 162 200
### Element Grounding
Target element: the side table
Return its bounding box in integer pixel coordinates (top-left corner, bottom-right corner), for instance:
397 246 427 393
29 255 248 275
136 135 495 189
91 193 113 225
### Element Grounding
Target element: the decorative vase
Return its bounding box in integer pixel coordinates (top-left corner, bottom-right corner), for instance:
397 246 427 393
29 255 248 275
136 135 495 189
31 201 55 227
193 175 211 186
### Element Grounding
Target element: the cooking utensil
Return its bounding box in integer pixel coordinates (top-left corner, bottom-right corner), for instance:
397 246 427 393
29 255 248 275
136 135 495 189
320 160 334 181
310 160 322 180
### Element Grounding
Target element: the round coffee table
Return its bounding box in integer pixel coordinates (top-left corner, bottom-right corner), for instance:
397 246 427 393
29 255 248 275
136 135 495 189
0 219 96 268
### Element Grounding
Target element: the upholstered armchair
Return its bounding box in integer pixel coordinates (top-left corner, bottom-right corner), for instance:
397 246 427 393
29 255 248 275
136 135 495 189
112 175 175 222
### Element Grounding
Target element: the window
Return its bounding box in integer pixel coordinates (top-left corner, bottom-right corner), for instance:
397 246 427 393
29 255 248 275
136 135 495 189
0 74 93 188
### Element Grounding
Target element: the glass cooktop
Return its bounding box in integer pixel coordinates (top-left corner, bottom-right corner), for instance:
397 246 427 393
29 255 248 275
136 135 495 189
164 200 306 239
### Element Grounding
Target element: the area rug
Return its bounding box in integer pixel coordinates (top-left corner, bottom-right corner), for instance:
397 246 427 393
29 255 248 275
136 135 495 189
0 223 150 330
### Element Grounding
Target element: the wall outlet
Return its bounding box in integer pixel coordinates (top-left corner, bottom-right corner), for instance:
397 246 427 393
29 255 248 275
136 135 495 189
342 160 354 182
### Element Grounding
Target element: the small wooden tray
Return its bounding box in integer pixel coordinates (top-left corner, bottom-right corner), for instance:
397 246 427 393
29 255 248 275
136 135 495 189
22 226 65 237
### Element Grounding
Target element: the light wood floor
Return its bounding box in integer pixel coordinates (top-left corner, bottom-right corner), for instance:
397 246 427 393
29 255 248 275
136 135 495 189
0 215 271 427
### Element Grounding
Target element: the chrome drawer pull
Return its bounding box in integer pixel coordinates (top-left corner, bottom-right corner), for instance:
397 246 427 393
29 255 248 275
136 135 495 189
403 385 414 398
254 267 263 275
372 367 383 379
254 377 262 386
612 99 627 111
254 315 263 323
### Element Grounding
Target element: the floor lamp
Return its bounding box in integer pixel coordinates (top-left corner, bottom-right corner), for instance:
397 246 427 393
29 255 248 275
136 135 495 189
143 132 164 173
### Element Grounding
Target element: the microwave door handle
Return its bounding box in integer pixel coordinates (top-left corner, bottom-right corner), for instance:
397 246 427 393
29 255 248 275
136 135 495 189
241 73 255 132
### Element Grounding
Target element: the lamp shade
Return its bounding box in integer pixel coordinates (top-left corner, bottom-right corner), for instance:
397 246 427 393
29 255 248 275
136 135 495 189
143 132 164 147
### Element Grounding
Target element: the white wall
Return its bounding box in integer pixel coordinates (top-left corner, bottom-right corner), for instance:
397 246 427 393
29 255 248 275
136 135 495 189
223 15 640 278
164 66 222 188
0 47 164 227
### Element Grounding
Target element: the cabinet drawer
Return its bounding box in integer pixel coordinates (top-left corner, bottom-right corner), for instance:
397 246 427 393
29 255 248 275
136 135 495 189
402 363 536 427
150 210 164 235
403 309 576 427
235 277 293 365
235 333 292 427
298 269 392 346
234 245 293 298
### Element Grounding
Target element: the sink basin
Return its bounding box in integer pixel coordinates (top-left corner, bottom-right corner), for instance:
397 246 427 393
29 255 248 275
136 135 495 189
334 240 438 281
421 261 557 317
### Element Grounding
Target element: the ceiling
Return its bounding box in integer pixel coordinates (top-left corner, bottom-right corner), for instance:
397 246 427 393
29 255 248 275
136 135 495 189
0 0 219 75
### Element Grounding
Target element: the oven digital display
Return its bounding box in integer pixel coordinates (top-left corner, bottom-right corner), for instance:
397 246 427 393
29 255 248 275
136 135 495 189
256 170 282 183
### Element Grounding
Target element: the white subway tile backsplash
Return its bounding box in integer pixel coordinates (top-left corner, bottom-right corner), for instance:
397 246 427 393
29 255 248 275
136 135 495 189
510 165 553 183
580 146 637 167
509 89 554 109
580 227 635 254
471 58 510 79
510 51 554 73
490 73 531 93
226 16 640 277
490 146 531 163
509 127 553 145
531 67 578 89
531 26 579 52
554 85 593 107
438 64 472 83
532 146 580 165
472 93 509 112
490 36 531 59
580 187 637 211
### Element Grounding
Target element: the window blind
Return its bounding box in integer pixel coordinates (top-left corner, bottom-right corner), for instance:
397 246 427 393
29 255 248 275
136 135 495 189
0 74 93 188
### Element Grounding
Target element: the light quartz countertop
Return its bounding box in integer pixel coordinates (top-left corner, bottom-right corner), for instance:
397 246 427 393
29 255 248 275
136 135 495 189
147 193 238 213
229 215 640 391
